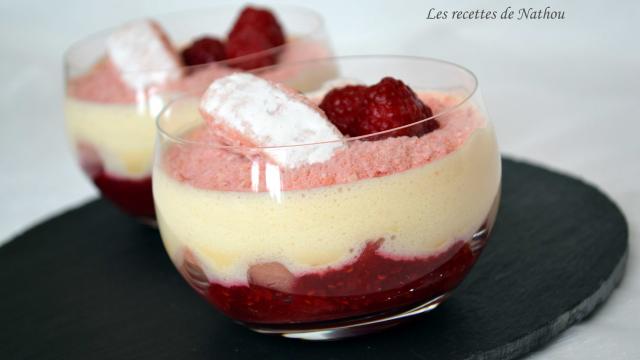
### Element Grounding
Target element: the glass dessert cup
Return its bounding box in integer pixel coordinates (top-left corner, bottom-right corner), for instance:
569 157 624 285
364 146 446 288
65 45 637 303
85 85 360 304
154 56 501 339
63 5 335 224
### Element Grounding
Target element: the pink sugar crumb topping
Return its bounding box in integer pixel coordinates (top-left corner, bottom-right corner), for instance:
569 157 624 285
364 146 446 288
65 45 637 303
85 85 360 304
67 59 233 104
67 60 137 103
67 40 331 104
163 92 485 192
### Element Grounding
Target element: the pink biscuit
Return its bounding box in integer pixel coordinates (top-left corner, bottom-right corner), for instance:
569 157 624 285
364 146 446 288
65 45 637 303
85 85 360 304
165 92 485 192
106 19 183 90
199 73 345 169
248 262 295 292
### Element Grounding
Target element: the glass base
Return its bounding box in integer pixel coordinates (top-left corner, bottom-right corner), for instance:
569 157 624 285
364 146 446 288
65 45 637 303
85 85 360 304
245 293 449 340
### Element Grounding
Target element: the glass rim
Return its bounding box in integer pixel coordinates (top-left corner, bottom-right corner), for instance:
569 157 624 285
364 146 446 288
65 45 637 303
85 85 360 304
156 55 480 149
63 3 326 74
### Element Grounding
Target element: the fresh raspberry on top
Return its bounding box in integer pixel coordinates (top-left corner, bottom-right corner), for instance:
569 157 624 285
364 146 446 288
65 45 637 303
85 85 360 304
181 37 226 66
228 6 285 48
354 77 436 137
225 30 279 70
319 77 438 139
318 85 367 135
226 6 285 70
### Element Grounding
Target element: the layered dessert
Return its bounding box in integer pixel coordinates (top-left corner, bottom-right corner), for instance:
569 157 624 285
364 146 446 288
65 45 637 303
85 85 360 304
154 71 501 329
64 6 334 220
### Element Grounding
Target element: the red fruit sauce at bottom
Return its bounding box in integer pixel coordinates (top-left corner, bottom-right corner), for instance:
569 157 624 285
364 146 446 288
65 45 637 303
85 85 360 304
183 237 484 325
77 142 155 219
92 169 155 219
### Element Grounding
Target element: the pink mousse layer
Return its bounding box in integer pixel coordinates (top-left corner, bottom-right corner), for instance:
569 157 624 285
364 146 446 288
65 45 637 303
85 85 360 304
164 93 485 192
68 40 331 104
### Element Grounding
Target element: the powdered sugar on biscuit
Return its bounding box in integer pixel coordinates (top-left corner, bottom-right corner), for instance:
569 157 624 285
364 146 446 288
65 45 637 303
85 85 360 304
107 20 183 90
200 73 345 169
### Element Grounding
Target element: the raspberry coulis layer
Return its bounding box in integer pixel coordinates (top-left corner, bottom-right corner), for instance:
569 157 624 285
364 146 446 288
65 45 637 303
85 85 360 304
77 142 155 218
182 231 487 325
93 170 155 219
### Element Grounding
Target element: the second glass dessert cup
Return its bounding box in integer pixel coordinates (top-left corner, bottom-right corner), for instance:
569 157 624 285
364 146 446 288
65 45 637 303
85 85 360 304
154 56 501 339
63 5 334 224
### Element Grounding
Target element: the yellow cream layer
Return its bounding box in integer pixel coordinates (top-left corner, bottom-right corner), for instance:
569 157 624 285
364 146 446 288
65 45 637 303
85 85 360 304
65 98 158 178
154 125 501 284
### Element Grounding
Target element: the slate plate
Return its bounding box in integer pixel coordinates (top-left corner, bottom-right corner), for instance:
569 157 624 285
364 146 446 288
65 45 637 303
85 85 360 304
0 158 628 360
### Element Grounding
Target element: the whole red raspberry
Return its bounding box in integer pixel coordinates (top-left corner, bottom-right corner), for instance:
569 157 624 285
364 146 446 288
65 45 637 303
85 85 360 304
229 7 285 47
318 85 367 135
352 77 437 138
181 37 226 66
226 29 279 70
226 6 285 70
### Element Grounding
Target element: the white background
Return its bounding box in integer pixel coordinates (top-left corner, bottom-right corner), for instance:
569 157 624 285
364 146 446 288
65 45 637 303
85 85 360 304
1 0 638 358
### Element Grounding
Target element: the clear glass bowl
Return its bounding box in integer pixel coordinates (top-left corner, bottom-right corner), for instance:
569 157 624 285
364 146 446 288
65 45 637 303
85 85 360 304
154 56 501 339
63 5 334 224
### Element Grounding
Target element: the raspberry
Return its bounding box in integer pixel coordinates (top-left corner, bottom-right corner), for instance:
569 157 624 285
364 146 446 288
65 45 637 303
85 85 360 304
226 6 285 70
318 85 367 135
229 7 285 47
353 77 436 138
181 37 226 66
226 29 279 70
319 77 438 138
